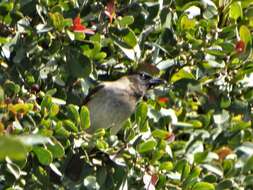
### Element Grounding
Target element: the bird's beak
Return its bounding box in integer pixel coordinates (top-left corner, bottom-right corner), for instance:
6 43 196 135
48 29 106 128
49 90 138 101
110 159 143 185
147 78 166 88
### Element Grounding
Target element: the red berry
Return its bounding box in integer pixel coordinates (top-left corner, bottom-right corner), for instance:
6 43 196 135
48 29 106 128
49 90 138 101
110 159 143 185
158 97 169 104
235 40 245 53
151 175 158 185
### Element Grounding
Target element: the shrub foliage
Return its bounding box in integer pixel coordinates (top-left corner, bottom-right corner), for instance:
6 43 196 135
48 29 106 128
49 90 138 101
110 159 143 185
0 0 253 189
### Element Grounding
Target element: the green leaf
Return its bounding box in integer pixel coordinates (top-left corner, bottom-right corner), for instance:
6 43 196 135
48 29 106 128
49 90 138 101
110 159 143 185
55 121 70 138
4 80 20 96
8 103 34 114
18 135 50 145
137 139 157 153
244 175 253 187
243 155 253 173
216 180 233 190
229 2 243 20
33 146 53 165
160 161 173 171
194 151 208 164
171 68 195 82
66 48 91 78
152 129 171 139
49 12 65 31
66 104 80 124
123 29 137 48
192 182 215 190
6 159 21 179
63 120 78 133
240 25 252 45
135 102 148 129
49 104 59 117
41 96 52 111
51 97 66 105
47 141 65 159
180 15 196 30
118 16 134 27
80 106 90 130
0 86 4 102
0 136 28 160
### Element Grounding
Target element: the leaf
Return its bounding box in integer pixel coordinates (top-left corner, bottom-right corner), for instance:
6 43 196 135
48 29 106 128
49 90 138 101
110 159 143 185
83 176 100 189
135 102 148 129
240 25 252 46
49 12 65 31
33 146 53 165
229 2 243 20
194 151 208 164
0 136 28 160
123 30 137 48
243 155 253 173
66 48 91 78
137 139 157 153
47 141 65 158
157 59 176 70
63 120 78 133
6 161 21 179
0 86 4 102
8 103 34 114
80 106 90 130
18 135 50 145
41 96 52 111
49 163 62 177
51 97 66 105
192 182 215 190
213 110 230 125
202 164 223 177
49 104 59 117
66 104 80 124
244 175 253 187
55 121 71 138
118 16 134 27
171 68 195 82
216 180 233 190
4 80 20 96
160 161 173 171
180 15 196 30
152 129 171 139
110 27 141 61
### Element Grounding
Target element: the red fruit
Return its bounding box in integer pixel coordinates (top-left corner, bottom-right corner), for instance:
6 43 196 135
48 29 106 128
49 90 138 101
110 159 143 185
158 97 169 104
151 175 158 185
235 40 245 53
73 16 81 26
70 16 95 34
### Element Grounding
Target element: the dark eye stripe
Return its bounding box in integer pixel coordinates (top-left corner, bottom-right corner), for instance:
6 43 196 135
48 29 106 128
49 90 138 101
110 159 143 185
139 72 152 80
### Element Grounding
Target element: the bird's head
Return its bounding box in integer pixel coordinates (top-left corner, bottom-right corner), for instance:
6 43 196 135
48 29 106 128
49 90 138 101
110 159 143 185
128 72 166 91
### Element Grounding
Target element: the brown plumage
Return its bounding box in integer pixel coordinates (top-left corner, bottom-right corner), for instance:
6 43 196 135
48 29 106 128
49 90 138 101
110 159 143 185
84 73 164 134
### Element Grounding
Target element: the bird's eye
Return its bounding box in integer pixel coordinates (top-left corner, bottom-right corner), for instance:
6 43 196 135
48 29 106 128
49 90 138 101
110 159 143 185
139 72 152 80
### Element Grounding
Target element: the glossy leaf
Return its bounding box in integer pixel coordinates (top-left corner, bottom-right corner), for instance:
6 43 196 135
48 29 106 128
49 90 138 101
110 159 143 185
33 146 53 165
80 105 90 130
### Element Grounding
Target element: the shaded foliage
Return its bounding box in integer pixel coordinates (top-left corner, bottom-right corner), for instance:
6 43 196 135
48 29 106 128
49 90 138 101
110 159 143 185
0 0 253 189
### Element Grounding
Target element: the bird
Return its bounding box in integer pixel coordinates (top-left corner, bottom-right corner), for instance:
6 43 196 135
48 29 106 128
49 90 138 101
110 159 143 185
64 72 165 181
83 72 165 135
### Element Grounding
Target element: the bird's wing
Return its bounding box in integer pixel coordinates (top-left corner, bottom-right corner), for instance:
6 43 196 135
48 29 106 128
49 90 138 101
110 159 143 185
82 84 105 105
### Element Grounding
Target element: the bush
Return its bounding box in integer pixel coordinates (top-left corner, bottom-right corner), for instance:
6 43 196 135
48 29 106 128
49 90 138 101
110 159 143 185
0 0 253 189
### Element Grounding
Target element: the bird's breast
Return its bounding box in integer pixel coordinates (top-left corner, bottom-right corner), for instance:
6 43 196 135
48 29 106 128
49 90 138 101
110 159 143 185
86 87 137 134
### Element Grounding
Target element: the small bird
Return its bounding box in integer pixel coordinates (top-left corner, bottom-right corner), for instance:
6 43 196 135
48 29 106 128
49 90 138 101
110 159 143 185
84 72 165 135
65 72 165 181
